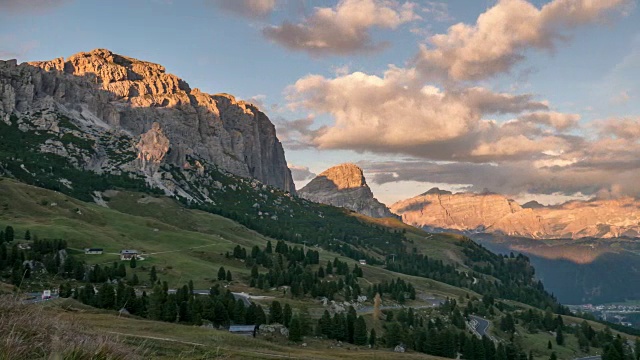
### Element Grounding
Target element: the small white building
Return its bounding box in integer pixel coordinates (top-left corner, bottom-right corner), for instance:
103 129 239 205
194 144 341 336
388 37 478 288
84 248 103 255
120 250 138 260
359 259 367 265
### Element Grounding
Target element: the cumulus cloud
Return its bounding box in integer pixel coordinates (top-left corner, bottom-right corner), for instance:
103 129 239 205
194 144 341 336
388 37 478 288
211 0 276 19
263 0 421 55
286 65 571 162
288 164 316 182
518 111 581 131
415 0 630 81
597 117 640 140
274 116 319 150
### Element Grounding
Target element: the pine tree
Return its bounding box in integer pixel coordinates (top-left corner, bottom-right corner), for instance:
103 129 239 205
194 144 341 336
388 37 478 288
233 299 246 324
556 326 564 346
266 240 273 254
353 316 368 345
269 300 283 324
218 266 226 280
226 270 232 282
289 316 303 342
213 300 229 326
369 328 377 347
117 263 126 277
97 283 116 309
283 303 293 327
549 352 557 360
149 266 157 283
24 230 30 240
131 273 139 286
255 304 267 325
130 257 137 269
4 226 14 242
548 340 553 349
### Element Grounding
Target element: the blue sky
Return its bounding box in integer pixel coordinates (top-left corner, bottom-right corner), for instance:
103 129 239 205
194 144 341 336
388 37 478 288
1 0 639 205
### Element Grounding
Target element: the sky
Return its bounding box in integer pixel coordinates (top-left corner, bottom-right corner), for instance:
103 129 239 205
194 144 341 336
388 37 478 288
1 0 639 205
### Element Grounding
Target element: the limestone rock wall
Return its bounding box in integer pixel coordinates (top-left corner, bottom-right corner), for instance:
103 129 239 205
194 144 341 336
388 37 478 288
391 189 640 239
0 49 295 193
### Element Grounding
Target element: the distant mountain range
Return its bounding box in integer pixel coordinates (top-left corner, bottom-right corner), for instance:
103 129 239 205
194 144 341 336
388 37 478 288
391 188 640 239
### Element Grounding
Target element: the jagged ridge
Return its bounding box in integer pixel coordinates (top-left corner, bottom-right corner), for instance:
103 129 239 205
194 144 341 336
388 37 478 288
298 163 398 219
0 49 295 194
391 189 640 239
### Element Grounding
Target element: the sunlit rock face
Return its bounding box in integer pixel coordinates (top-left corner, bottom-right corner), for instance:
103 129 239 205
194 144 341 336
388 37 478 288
0 48 295 193
299 163 398 219
392 190 640 239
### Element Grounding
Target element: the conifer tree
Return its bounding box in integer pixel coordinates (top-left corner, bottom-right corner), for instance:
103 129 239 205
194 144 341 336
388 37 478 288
369 328 377 347
353 316 368 345
4 226 14 242
234 299 246 324
556 326 564 346
218 266 226 280
288 315 302 342
269 300 283 324
283 303 293 327
149 266 157 283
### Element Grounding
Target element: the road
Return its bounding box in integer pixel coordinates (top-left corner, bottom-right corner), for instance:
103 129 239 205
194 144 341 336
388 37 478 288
469 315 491 337
468 315 498 343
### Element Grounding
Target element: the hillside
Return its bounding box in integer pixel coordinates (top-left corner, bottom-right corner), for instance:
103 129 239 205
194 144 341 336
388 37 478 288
3 178 636 359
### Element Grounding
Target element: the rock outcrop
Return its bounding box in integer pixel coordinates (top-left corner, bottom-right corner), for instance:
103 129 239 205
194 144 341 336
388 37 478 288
298 163 397 219
391 190 640 239
0 49 295 193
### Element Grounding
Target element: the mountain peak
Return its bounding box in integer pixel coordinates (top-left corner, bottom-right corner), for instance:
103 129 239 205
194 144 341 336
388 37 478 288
316 163 365 190
422 187 452 196
299 163 397 219
3 49 296 194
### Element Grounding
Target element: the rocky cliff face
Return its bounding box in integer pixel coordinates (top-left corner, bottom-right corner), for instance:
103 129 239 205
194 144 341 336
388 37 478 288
298 163 397 219
391 190 640 239
0 49 295 193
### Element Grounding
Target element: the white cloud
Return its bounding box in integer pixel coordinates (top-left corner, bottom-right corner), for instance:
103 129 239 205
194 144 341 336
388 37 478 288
415 0 630 81
288 164 316 182
263 0 421 55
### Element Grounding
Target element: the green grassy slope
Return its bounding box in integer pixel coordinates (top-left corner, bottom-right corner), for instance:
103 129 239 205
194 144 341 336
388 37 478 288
0 177 475 298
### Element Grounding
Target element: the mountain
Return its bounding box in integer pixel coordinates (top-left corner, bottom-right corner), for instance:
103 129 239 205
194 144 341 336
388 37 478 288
0 49 295 194
298 163 398 219
391 189 640 239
